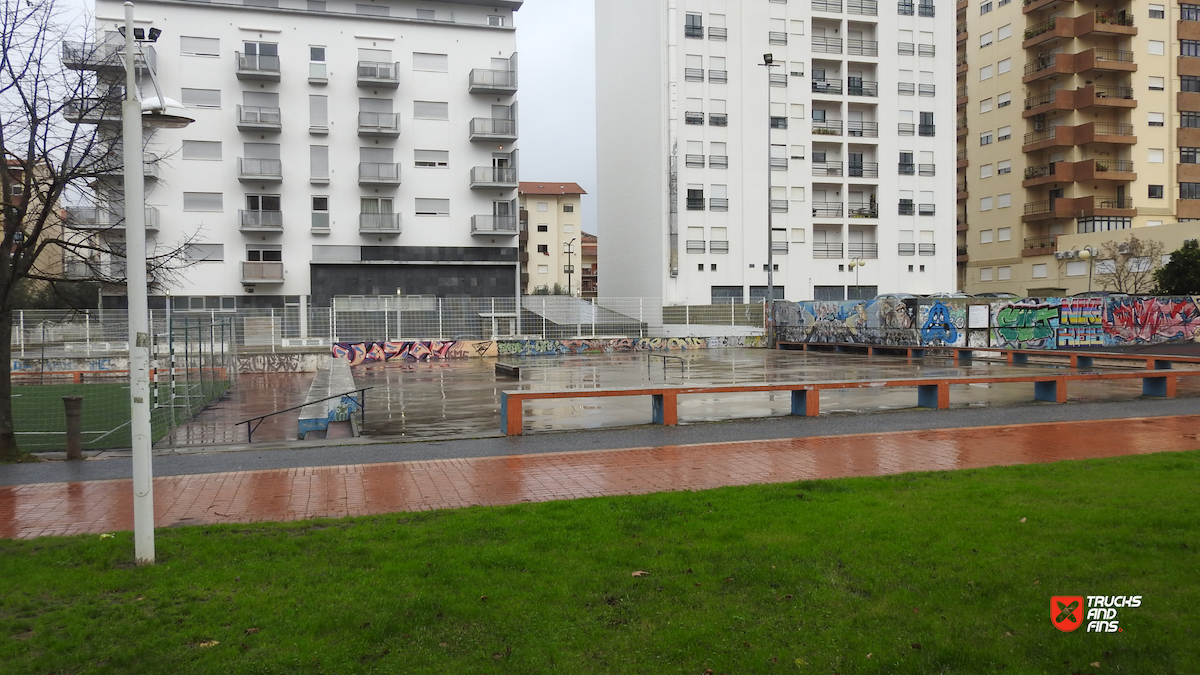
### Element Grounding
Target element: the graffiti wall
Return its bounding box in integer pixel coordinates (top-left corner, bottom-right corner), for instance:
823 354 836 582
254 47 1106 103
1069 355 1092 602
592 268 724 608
775 296 1200 350
331 336 769 364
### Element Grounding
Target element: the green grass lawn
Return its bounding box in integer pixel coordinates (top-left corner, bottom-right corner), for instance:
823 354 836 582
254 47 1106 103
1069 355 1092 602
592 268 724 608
1 451 1198 674
11 380 231 451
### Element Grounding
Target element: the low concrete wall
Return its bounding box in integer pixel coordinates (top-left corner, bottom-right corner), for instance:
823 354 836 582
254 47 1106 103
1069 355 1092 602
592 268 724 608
330 336 770 364
297 356 361 438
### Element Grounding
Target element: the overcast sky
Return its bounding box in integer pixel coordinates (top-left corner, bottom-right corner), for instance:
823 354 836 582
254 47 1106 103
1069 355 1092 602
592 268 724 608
514 0 597 234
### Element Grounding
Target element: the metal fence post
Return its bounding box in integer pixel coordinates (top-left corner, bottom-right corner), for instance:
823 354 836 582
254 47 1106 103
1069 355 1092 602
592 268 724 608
19 310 25 357
63 396 83 460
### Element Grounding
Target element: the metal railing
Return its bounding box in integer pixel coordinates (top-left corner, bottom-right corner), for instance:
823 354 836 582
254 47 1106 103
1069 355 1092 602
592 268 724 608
918 2 935 16
708 113 728 126
812 202 844 217
848 81 879 97
1085 10 1134 27
848 203 879 217
898 202 916 215
1092 122 1135 136
848 163 879 178
469 117 517 137
898 243 916 255
1090 84 1134 99
1025 54 1057 76
848 243 878 258
238 158 282 180
814 161 844 177
1092 48 1135 63
239 210 283 231
357 60 398 81
898 163 916 175
848 121 879 137
684 67 704 81
848 0 878 13
470 166 516 185
898 1 915 14
469 68 517 90
1023 200 1057 215
813 0 843 10
685 154 705 168
470 214 517 233
709 155 729 169
358 111 400 133
918 84 936 96
1023 127 1058 145
813 120 843 135
898 122 915 135
919 164 936 176
710 69 729 83
685 111 705 125
812 37 843 53
360 162 401 184
812 78 843 94
236 52 280 75
813 243 844 258
1094 159 1133 173
771 199 789 213
919 124 936 136
1097 196 1133 209
847 39 879 55
708 27 728 40
1024 17 1057 40
918 243 936 256
1024 163 1057 179
710 198 730 211
237 105 281 127
1025 90 1057 109
360 213 401 233
686 197 706 210
62 41 156 72
1025 235 1056 249
686 240 706 254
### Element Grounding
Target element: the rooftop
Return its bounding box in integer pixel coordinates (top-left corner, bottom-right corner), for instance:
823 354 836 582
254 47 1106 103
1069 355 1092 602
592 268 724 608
519 182 588 196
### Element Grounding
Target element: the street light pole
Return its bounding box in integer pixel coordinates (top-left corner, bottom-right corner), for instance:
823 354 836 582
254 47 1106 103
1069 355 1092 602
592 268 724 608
849 258 865 297
1079 245 1095 294
564 237 576 296
760 54 779 308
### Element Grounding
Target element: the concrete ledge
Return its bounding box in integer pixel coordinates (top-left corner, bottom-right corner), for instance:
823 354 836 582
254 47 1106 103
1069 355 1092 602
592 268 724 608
297 356 361 439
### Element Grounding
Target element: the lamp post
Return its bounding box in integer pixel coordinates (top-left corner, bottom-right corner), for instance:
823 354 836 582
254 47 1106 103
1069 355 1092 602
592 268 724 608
760 54 779 309
120 1 193 564
563 237 576 296
849 258 866 298
1077 245 1096 294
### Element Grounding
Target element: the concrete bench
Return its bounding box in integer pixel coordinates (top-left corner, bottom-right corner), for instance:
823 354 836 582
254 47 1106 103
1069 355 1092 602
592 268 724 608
297 356 362 439
499 368 1197 436
495 362 521 379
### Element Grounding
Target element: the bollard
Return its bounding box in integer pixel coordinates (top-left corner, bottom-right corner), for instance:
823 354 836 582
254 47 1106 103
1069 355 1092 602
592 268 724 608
63 396 83 461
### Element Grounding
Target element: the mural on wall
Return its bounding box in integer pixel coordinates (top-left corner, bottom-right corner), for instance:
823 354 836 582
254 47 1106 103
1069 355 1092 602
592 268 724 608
776 296 1200 350
332 336 768 364
332 340 497 365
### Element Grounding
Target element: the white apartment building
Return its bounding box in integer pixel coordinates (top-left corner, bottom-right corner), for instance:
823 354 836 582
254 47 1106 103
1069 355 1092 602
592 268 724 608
66 0 522 310
597 0 958 303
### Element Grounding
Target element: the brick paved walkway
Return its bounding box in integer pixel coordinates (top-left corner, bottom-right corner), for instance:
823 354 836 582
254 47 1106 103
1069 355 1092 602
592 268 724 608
3 415 1197 539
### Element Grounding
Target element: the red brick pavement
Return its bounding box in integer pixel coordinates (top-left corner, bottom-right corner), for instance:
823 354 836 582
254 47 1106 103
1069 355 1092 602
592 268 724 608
3 415 1198 539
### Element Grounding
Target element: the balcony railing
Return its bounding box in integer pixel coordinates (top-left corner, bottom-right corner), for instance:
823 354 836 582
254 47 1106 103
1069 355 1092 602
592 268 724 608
769 72 787 87
899 202 916 215
1023 17 1057 40
711 69 729 83
470 166 517 188
237 158 283 181
685 24 704 38
64 206 160 231
1094 159 1134 173
235 52 281 80
847 121 879 137
848 81 879 97
812 78 843 94
813 243 844 258
685 154 705 168
1023 127 1058 145
898 243 916 255
848 163 879 178
848 203 879 218
770 157 789 170
686 197 706 210
237 105 281 131
685 111 705 125
1091 84 1135 100
360 213 401 234
848 0 878 14
812 36 843 53
241 261 284 283
708 27 728 40
769 31 788 45
1092 122 1135 136
359 162 401 186
814 161 843 177
957 85 967 98
358 112 400 136
813 0 842 11
918 2 935 16
1096 196 1133 209
1024 163 1058 180
684 67 704 82
848 243 879 258
1025 54 1057 76
898 122 915 135
471 215 518 234
812 120 843 135
1025 90 1057 109
63 96 123 124
469 117 518 140
62 41 156 73
919 243 936 256
1024 235 1056 249
919 123 936 136
469 68 517 93
957 149 967 161
898 163 916 175
686 240 706 254
812 202 844 217
708 113 728 126
847 39 879 56
898 1 915 14
770 200 789 213
709 155 729 169
357 61 399 87
710 240 730 253
239 210 283 232
918 84 936 96
899 42 916 55
1085 10 1134 27
919 204 936 216
772 241 790 254
919 164 936 176
1023 200 1058 216
770 116 789 129
710 197 729 211
1092 48 1135 64
898 82 916 96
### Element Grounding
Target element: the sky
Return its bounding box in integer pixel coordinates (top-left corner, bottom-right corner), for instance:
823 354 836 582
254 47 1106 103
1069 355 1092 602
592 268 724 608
513 0 597 234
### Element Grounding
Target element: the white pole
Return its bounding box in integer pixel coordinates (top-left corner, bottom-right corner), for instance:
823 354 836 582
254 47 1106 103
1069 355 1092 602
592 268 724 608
123 1 154 565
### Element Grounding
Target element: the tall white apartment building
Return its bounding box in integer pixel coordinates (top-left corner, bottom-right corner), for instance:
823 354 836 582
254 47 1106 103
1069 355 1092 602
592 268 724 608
66 0 522 310
597 0 958 303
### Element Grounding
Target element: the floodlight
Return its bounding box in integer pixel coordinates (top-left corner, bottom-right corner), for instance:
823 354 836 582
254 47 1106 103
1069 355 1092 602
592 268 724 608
147 27 161 41
763 53 773 65
133 27 145 40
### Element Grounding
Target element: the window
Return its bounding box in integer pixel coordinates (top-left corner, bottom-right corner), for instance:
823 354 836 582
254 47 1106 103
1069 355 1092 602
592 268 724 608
185 244 224 262
246 194 281 212
356 3 388 15
980 65 993 81
1184 40 1200 57
998 226 1011 240
180 36 219 56
537 202 548 212
980 164 993 178
1077 217 1132 233
998 159 1011 174
308 1 326 10
980 32 992 47
309 95 328 131
1149 112 1165 127
1185 3 1200 20
413 101 449 120
414 198 450 216
980 230 993 243
181 88 220 108
998 24 1011 40
1149 40 1165 56
997 92 1012 108
1032 263 1048 278
181 140 221 160
980 1 992 14
998 58 1011 74
1149 3 1165 17
1065 261 1089 277
310 145 328 181
998 266 1011 281
685 12 703 38
415 8 435 19
791 187 806 201
488 15 505 26
1185 112 1200 128
980 131 993 146
413 53 449 72
980 98 993 114
998 194 1012 208
537 244 548 255
1149 76 1165 91
1184 76 1200 92
980 267 993 281
309 46 327 80
1182 147 1200 163
537 224 548 232
415 150 449 167
998 125 1011 141
311 197 329 230
1149 185 1164 199
1149 148 1165 163
980 196 993 211
183 192 222 211
1182 183 1200 199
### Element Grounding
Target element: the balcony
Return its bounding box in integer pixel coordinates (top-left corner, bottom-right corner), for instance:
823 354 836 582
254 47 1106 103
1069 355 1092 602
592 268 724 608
241 261 284 283
957 149 968 168
957 22 967 43
470 166 518 189
685 67 704 82
1022 0 1074 13
469 68 517 94
1074 84 1136 111
848 163 879 178
1178 198 1200 219
62 41 156 74
358 112 400 137
848 81 879 97
812 78 843 95
1022 17 1070 48
813 243 844 259
359 162 401 187
898 243 916 256
708 27 728 40
847 121 879 137
64 206 160 232
359 213 401 235
957 245 968 263
813 120 843 136
812 36 843 54
1023 53 1073 82
957 85 968 105
899 1 915 15
898 122 915 136
1022 199 1075 222
1022 125 1075 153
1023 89 1071 117
848 203 879 218
239 210 283 233
1074 10 1136 38
1077 122 1136 146
471 215 519 235
63 96 122 124
64 150 160 180
847 39 879 56
469 117 518 142
919 124 936 137
685 111 705 125
712 69 730 84
918 2 935 16
898 162 916 175
1024 159 1136 186
957 181 968 200
685 24 704 38
770 157 789 170
813 161 843 177
1077 48 1137 74
848 243 878 258
848 0 878 14
708 113 728 126
813 0 842 11
1023 235 1057 256
237 105 281 132
235 52 280 81
237 158 283 183
812 202 844 217
357 61 399 88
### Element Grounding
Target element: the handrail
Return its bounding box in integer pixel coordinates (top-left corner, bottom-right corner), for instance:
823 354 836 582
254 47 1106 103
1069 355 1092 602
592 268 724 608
647 354 685 379
236 386 372 443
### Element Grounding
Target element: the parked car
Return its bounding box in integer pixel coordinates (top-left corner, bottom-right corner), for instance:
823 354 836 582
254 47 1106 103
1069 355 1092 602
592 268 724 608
873 292 920 300
925 292 972 298
973 292 1020 298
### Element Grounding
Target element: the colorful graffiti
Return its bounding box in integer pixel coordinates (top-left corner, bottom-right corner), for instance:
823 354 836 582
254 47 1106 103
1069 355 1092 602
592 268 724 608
777 296 1200 350
332 336 769 364
496 337 723 357
332 340 496 365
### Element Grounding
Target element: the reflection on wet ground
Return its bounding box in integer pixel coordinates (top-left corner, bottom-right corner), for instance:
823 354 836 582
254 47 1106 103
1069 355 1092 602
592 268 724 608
161 372 315 447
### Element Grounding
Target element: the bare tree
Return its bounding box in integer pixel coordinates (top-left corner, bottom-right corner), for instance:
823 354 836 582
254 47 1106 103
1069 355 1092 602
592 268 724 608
1093 235 1165 295
1 0 194 460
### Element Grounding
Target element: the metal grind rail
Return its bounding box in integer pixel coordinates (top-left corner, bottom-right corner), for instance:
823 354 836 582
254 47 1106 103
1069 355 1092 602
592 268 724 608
236 387 372 443
647 353 686 379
